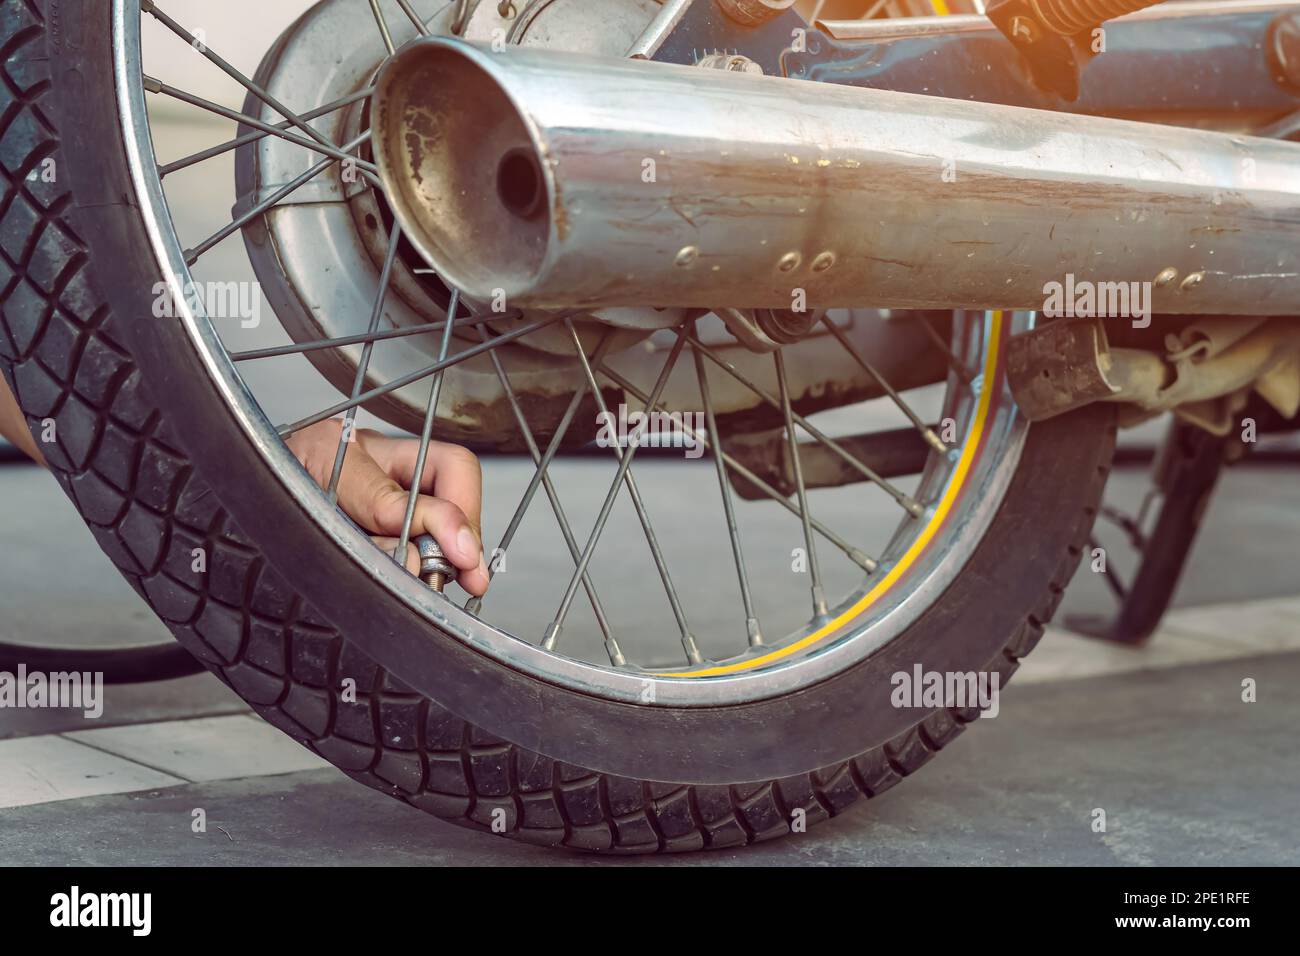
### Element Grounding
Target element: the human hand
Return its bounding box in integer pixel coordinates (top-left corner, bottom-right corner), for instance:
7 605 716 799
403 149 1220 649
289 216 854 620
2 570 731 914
286 419 489 596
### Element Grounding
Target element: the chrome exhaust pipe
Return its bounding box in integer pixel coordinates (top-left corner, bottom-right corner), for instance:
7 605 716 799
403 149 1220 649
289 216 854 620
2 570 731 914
371 38 1300 315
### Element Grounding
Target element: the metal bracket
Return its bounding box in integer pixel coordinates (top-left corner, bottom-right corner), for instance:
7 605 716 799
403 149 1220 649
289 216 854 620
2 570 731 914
649 0 807 70
1006 319 1121 421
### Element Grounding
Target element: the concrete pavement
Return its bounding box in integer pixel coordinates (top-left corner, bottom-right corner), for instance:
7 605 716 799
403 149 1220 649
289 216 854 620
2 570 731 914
0 648 1294 866
1 453 1298 864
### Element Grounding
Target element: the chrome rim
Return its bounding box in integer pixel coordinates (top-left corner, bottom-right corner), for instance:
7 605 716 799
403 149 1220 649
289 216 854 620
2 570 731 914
115 0 1031 707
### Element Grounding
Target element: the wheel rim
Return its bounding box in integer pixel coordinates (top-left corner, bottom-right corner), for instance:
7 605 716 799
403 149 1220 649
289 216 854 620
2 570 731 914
114 0 1032 707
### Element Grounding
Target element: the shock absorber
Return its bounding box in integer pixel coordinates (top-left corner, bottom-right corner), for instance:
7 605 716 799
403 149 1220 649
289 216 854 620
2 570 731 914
987 0 1164 99
1030 0 1160 35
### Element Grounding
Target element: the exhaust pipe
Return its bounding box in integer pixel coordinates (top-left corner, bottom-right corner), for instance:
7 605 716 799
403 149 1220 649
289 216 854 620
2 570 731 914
371 38 1300 315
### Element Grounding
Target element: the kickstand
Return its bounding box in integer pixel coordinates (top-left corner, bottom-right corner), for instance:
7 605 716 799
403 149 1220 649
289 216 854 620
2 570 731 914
1066 419 1230 645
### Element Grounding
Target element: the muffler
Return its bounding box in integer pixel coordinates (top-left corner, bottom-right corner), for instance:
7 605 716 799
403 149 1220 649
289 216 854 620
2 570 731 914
371 38 1300 315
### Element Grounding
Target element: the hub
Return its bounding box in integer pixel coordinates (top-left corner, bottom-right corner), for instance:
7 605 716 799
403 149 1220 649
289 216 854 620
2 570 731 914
234 0 684 446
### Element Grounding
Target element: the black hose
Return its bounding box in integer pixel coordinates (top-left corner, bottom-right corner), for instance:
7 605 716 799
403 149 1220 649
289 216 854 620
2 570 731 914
0 639 206 684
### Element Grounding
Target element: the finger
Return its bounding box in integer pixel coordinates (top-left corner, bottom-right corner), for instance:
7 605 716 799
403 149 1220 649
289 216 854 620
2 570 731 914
347 462 482 569
357 486 486 595
294 426 487 594
333 438 412 536
372 537 420 575
383 494 487 596
374 533 488 597
459 551 490 599
286 418 350 488
404 494 487 595
361 434 483 537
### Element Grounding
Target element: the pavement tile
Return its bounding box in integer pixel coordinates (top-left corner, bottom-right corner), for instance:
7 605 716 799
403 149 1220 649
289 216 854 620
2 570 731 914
0 735 183 810
64 714 328 782
1026 595 1300 685
1159 595 1300 650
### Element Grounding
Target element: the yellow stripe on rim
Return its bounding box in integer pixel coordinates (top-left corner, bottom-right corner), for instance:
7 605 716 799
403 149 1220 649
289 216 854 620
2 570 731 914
930 0 952 15
666 311 1004 678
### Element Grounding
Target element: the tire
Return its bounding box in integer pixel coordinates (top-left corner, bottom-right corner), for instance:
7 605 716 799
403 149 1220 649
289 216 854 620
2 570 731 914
0 0 1116 852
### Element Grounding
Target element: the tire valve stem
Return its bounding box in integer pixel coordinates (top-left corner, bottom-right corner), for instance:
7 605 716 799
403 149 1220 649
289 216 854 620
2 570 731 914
414 534 457 593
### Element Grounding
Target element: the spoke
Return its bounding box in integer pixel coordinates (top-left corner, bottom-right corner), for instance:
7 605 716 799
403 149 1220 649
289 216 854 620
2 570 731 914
820 315 947 454
466 332 618 615
597 363 878 573
450 0 471 35
185 129 370 265
776 349 829 621
560 319 696 658
1259 107 1300 140
277 312 573 437
475 325 625 666
367 0 397 55
920 313 975 384
393 0 431 34
544 325 701 665
326 220 403 503
693 334 763 647
159 87 374 178
550 321 698 659
230 312 511 362
144 1 345 156
394 289 462 562
687 334 924 517
145 76 378 177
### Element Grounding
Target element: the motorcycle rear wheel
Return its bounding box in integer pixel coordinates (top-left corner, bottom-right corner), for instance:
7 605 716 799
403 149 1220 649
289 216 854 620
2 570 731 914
0 0 1115 851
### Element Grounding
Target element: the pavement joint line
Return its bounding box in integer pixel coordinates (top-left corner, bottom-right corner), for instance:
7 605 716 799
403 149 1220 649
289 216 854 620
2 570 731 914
0 715 328 810
0 698 251 743
61 714 330 784
0 736 186 811
57 731 200 785
0 595 1296 811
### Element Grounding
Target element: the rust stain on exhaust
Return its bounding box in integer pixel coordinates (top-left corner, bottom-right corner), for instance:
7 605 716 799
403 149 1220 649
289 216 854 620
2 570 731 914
552 180 569 242
448 385 617 452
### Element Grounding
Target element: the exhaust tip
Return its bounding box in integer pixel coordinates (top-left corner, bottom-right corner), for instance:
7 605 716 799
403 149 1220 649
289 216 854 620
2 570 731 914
371 39 551 302
495 147 546 221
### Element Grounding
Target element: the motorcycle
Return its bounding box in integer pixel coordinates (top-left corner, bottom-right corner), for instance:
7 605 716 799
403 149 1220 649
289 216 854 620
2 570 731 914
0 0 1296 852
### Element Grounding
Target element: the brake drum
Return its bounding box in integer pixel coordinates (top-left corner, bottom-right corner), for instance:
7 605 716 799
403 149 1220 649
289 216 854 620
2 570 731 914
236 0 679 445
